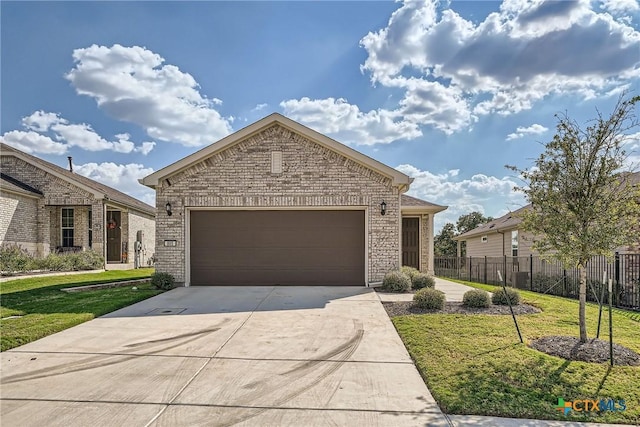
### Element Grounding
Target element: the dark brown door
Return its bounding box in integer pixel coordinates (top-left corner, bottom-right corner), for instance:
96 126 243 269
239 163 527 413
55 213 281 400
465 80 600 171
402 217 420 269
190 210 365 285
106 211 121 262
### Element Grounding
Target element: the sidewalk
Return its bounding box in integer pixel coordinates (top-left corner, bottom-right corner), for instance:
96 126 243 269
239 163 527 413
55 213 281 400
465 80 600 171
376 276 479 302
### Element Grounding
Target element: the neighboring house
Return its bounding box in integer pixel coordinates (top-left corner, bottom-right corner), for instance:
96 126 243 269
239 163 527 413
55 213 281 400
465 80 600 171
455 172 640 258
0 143 156 269
140 113 447 286
454 206 535 258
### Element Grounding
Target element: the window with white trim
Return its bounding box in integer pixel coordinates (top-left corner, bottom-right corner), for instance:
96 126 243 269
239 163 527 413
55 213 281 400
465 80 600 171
62 208 74 247
511 230 519 256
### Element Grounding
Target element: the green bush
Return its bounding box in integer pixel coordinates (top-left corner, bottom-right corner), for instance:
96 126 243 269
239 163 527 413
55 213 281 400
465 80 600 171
492 287 521 305
412 272 435 290
0 244 32 275
413 288 446 310
400 266 419 280
44 253 74 271
463 289 491 308
69 250 104 270
382 270 411 292
151 272 175 290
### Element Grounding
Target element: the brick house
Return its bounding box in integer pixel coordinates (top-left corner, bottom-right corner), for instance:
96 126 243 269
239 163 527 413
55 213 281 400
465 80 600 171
1 143 155 269
140 113 446 286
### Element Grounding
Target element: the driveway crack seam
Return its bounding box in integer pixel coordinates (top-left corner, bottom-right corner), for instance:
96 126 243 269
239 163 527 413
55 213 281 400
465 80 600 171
142 286 277 427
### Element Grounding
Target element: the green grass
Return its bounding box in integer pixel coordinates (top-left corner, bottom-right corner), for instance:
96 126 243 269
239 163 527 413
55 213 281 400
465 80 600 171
1 268 161 351
392 279 640 424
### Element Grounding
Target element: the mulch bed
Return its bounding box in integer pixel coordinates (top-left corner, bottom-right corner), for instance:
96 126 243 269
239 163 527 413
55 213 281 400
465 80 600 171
382 301 541 317
529 336 640 366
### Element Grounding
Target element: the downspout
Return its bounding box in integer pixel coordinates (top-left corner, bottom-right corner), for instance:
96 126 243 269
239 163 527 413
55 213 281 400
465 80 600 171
496 229 505 256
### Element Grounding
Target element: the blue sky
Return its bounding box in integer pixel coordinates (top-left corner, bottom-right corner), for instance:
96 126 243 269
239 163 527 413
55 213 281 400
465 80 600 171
2 0 639 231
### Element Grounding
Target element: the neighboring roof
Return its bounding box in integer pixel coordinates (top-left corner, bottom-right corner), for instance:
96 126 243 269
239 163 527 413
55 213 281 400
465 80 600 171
401 194 447 213
455 205 530 240
141 113 412 189
1 173 44 198
0 143 155 215
455 171 640 241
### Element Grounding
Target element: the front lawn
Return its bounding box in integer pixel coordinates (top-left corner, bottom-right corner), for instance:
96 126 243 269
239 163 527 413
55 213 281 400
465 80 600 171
1 268 161 351
392 280 640 424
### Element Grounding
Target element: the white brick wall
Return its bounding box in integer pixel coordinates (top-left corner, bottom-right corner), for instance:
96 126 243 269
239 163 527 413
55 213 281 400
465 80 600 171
156 124 401 284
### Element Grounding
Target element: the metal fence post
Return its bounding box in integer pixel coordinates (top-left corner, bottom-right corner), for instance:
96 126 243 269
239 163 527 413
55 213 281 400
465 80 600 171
468 256 472 281
484 256 487 284
614 252 620 306
529 254 533 290
503 255 507 286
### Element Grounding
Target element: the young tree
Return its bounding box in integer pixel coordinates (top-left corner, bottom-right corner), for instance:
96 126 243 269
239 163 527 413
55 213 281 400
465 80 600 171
435 223 457 257
508 94 640 342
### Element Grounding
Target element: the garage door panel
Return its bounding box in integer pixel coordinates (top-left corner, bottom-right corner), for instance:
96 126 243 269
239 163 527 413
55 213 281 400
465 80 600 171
190 210 365 286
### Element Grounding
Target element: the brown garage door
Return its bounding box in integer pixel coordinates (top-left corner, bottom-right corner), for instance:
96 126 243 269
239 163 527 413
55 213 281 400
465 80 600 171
190 210 365 286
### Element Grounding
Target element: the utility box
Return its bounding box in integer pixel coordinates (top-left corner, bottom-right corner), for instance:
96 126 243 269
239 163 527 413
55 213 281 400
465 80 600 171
512 271 530 289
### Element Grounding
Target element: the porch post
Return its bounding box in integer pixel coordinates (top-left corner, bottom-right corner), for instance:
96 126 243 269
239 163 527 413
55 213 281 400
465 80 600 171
428 213 435 275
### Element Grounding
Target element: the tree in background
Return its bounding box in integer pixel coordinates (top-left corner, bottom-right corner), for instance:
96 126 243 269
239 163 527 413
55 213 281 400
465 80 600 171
434 223 457 257
435 212 493 257
508 94 640 343
456 211 493 235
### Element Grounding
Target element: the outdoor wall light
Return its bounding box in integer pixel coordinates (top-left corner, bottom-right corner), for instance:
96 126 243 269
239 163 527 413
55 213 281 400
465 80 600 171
380 200 387 216
165 202 172 216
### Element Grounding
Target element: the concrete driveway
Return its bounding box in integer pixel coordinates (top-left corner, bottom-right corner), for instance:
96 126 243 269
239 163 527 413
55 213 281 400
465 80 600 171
1 286 448 426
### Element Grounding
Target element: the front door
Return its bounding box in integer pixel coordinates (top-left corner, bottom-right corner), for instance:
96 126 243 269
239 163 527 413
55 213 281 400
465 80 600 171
106 210 121 262
402 217 420 269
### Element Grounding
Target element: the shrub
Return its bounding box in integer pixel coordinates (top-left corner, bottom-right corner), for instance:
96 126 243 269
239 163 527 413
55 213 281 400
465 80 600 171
0 244 32 275
413 288 446 310
400 266 419 280
69 250 104 270
463 289 491 308
382 270 411 292
44 253 74 271
492 287 521 305
151 272 175 290
412 272 435 290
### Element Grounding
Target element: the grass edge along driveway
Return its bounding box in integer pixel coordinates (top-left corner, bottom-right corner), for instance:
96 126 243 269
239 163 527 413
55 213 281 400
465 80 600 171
391 280 639 425
1 269 160 351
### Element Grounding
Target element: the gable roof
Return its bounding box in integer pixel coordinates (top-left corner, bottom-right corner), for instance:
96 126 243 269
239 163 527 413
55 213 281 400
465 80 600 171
455 171 640 241
0 143 155 215
455 205 530 240
401 194 447 213
1 173 44 198
140 113 412 189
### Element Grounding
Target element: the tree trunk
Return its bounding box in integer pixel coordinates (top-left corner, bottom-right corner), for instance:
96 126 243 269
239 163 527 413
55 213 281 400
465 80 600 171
579 265 587 343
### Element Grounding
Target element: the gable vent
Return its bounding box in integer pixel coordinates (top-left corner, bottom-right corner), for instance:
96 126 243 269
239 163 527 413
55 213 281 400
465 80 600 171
271 151 283 174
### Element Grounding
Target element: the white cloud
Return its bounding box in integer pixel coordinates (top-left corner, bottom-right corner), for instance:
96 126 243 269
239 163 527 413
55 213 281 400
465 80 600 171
280 1 639 144
75 162 155 205
280 97 421 145
0 130 68 154
10 111 155 154
357 0 640 129
66 44 232 147
397 163 526 231
601 0 639 14
506 123 549 140
252 103 269 112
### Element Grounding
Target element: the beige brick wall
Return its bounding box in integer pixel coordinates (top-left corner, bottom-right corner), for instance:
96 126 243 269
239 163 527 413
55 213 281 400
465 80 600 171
0 191 41 254
156 124 401 285
128 210 156 267
1 156 105 256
